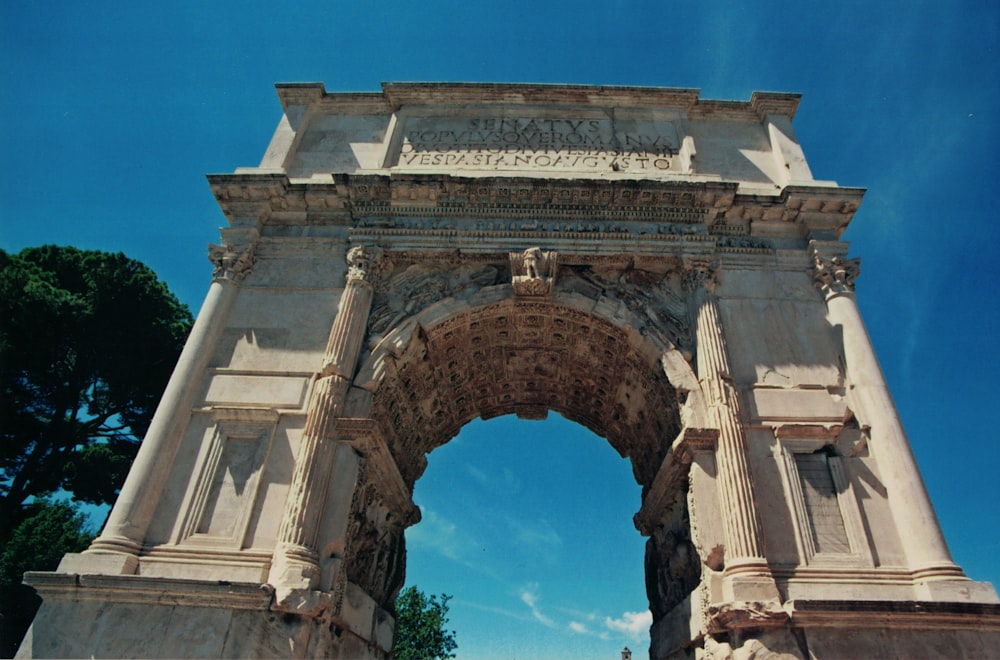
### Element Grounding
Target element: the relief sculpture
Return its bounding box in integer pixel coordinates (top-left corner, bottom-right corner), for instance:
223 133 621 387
510 247 558 296
561 265 691 353
367 262 502 342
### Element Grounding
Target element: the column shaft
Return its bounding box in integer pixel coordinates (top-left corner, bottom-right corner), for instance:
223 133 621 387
826 291 960 577
92 278 240 555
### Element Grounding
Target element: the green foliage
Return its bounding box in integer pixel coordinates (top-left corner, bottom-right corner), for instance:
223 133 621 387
0 499 94 588
0 245 193 534
393 586 458 660
0 499 94 656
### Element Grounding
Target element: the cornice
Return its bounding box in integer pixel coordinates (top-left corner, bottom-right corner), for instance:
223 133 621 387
785 599 1000 631
207 172 863 238
273 82 800 121
24 572 274 610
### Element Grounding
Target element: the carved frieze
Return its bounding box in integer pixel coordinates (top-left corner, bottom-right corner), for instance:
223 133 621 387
561 265 691 351
367 262 503 340
342 471 407 609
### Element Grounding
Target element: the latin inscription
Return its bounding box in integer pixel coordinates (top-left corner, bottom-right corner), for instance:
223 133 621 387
396 117 682 172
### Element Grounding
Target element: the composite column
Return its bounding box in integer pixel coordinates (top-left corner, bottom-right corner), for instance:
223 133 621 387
269 245 384 597
90 243 256 558
686 261 779 599
810 241 961 579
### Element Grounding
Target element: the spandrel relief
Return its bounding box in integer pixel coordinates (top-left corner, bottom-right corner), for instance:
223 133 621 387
560 265 691 352
367 262 502 342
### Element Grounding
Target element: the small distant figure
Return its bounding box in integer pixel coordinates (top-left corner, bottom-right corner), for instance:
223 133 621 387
621 647 632 660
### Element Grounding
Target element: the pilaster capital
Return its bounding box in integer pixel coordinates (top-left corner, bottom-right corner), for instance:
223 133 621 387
810 240 860 297
346 245 386 286
208 242 256 283
683 256 719 294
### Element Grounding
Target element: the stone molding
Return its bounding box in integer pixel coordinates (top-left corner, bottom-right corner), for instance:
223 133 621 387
276 82 800 121
24 572 274 610
208 173 864 239
784 600 1000 630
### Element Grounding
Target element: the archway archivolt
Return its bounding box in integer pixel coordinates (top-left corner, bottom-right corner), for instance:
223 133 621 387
336 263 709 617
357 288 702 493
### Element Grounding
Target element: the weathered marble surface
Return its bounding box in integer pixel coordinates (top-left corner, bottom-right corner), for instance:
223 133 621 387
18 83 999 659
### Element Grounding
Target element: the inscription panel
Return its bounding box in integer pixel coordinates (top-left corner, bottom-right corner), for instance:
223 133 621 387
395 116 682 173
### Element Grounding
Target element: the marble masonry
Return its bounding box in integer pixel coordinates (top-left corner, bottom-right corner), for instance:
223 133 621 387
17 83 1000 658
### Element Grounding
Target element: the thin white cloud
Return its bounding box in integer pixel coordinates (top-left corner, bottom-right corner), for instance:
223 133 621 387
518 583 556 628
568 618 610 641
507 516 562 550
406 508 473 561
466 464 489 486
604 610 652 641
456 599 534 625
465 463 521 493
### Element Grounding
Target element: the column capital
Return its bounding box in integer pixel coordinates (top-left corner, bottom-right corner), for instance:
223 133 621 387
810 240 860 297
683 256 719 294
208 242 256 283
346 245 386 286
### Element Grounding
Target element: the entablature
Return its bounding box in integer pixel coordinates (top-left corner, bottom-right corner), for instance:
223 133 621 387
208 172 864 240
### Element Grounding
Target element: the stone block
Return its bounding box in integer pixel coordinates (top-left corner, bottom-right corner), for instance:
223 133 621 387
202 373 309 407
372 607 396 653
56 551 138 575
338 581 376 642
747 387 846 423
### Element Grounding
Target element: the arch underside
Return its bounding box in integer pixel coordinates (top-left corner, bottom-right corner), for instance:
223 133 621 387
368 297 683 492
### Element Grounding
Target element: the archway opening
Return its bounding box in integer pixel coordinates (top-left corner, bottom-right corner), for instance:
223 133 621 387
353 297 703 655
404 413 650 659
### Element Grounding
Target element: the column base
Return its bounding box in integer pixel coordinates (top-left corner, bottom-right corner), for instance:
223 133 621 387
268 544 322 608
721 559 782 602
56 551 138 576
916 578 1000 603
87 533 142 557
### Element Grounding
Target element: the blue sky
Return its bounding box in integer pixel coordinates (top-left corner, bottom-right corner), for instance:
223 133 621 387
1 2 997 658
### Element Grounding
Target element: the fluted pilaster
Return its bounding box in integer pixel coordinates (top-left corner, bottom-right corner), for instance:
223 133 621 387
687 261 772 585
270 245 385 597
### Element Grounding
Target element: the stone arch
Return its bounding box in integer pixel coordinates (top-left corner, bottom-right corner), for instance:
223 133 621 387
341 282 707 621
357 290 702 490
